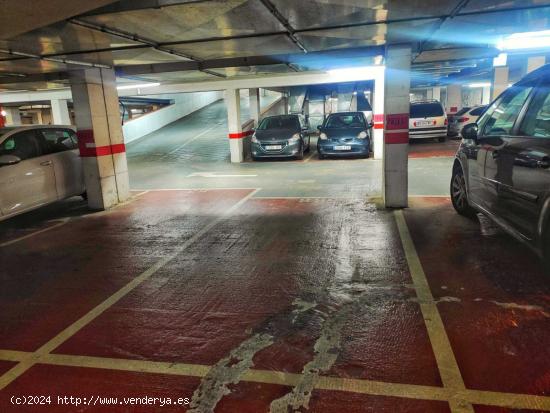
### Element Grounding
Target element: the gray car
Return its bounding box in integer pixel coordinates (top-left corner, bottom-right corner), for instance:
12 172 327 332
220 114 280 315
251 115 311 160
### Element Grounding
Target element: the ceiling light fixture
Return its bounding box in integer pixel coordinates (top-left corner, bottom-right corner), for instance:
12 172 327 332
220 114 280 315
327 66 385 81
468 82 491 88
117 82 160 90
498 30 550 51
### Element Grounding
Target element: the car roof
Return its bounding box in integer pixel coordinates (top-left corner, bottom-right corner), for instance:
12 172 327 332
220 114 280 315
327 112 364 116
410 100 442 105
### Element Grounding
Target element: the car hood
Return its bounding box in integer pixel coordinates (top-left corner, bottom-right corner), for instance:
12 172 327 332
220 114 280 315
323 127 365 138
255 128 298 141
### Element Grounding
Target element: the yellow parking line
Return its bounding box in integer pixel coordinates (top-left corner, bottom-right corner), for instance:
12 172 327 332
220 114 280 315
0 189 260 391
394 210 474 413
0 350 548 410
0 218 70 248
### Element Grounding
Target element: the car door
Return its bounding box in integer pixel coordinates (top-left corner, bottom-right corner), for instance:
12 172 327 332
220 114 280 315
492 77 550 241
0 129 57 217
37 128 84 198
476 83 536 214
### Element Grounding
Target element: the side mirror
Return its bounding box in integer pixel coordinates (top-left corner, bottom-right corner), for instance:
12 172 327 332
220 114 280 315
461 123 479 141
0 154 21 167
368 121 374 129
317 125 322 131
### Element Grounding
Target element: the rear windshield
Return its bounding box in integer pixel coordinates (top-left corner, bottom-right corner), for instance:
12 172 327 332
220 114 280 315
454 107 471 116
257 116 300 130
325 113 365 128
410 103 444 118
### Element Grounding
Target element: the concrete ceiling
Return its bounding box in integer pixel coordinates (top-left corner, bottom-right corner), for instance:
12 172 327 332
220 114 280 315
1 0 550 91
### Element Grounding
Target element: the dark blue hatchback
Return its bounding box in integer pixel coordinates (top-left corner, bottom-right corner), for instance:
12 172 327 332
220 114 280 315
317 112 372 159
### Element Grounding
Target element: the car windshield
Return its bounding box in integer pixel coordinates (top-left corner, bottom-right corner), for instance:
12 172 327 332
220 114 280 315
325 114 365 128
257 116 300 130
410 103 444 118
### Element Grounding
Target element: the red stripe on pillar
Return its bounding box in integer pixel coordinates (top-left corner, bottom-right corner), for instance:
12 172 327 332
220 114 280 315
385 131 409 144
76 129 126 157
228 130 254 139
374 123 384 129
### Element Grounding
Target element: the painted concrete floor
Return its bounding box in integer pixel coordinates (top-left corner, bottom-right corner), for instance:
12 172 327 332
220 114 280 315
0 106 548 412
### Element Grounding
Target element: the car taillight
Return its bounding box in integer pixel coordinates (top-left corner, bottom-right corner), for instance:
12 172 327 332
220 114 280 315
444 119 448 126
458 117 470 123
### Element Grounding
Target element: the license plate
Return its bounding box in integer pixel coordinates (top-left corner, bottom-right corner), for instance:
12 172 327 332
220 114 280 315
416 120 432 126
265 145 282 150
334 145 351 150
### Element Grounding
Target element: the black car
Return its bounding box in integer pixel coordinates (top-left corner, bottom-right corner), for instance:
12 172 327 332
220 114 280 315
317 112 371 159
451 64 550 268
251 114 311 160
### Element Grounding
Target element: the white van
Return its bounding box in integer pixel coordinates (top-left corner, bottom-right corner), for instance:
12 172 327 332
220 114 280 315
0 125 85 221
409 101 448 142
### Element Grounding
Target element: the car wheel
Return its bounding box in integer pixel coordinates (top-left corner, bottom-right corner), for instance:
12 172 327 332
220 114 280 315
296 144 304 160
438 136 446 142
318 153 325 160
450 165 477 219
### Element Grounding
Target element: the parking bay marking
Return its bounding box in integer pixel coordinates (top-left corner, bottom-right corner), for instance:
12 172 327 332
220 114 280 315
0 217 70 248
0 188 260 391
0 350 548 410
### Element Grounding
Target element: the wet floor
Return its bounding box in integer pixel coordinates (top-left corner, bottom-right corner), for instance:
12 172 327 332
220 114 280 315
0 107 548 412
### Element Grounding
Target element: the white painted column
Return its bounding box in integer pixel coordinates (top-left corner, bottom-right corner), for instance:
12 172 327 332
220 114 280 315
491 66 509 101
69 68 130 210
526 56 546 74
4 107 21 125
372 68 385 160
432 86 441 101
51 99 71 125
248 88 261 127
383 45 411 208
482 85 491 105
226 88 244 163
446 84 462 114
426 89 433 100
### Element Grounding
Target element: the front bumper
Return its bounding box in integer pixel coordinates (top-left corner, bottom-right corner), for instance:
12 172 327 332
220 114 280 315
317 140 370 157
252 140 301 158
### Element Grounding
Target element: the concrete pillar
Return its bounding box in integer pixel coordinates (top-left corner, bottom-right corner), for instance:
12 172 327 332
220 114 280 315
4 107 21 125
482 85 491 105
69 68 130 210
526 56 546 74
383 45 411 208
373 69 385 160
426 89 433 100
492 66 509 101
248 88 261 127
432 86 441 101
226 89 244 163
51 99 71 125
446 84 462 114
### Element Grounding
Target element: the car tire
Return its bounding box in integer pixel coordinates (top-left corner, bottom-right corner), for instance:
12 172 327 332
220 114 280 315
318 153 325 160
450 165 477 219
296 144 304 160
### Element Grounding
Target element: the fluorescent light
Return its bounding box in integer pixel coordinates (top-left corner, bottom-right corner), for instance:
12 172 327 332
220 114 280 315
327 66 384 81
117 82 160 90
493 53 507 67
498 30 550 50
468 82 491 88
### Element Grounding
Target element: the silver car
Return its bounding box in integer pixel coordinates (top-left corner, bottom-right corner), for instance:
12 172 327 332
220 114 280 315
0 125 85 221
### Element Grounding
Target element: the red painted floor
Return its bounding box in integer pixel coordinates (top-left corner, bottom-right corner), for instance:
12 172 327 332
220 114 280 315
0 191 548 412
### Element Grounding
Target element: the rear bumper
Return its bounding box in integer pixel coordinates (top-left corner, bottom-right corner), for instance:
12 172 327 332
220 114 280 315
409 127 447 140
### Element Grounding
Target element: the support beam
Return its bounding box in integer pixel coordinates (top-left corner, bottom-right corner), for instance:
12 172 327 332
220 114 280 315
383 45 411 208
51 99 71 125
446 84 462 114
248 88 261 127
225 89 245 163
70 68 130 210
492 66 509 100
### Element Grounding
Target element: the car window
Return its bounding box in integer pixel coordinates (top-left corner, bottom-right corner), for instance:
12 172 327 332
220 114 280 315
518 83 550 138
481 86 533 136
470 106 486 116
410 103 444 118
325 114 365 128
38 128 78 154
0 130 41 161
258 116 300 130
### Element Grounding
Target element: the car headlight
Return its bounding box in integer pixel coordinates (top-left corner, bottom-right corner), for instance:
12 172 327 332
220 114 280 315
288 133 300 143
319 132 328 140
251 133 259 143
357 131 368 139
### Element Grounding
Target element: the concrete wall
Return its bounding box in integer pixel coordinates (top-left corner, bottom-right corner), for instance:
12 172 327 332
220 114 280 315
123 91 223 143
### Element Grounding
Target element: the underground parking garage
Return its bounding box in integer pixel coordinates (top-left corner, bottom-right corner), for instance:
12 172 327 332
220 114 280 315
0 1 549 412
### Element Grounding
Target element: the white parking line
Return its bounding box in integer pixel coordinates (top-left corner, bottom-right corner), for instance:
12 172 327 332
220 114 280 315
0 218 70 248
